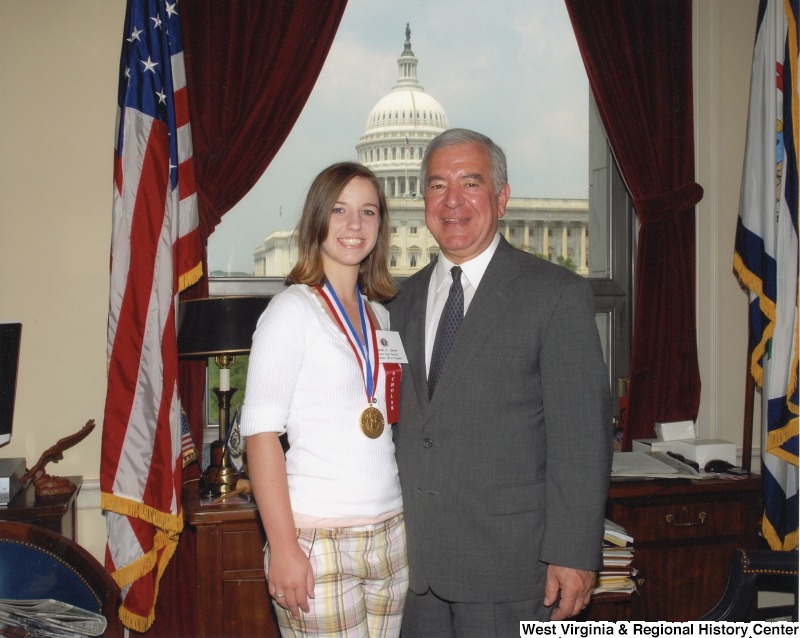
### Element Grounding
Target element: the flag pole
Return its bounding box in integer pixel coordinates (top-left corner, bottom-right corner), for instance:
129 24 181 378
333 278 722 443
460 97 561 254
741 321 754 473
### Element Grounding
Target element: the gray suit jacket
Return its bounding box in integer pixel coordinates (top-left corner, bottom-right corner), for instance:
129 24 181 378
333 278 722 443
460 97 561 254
390 237 612 603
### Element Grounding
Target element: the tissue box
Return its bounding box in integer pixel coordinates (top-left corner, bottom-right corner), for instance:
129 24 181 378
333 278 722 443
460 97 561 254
673 438 736 468
632 438 683 454
654 420 697 441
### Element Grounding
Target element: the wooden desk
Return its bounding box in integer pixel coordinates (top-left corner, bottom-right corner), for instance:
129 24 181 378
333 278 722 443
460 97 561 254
184 474 763 627
584 474 763 621
0 476 82 541
183 479 279 638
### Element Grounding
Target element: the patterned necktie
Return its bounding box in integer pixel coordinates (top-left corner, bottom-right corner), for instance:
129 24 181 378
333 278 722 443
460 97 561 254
428 266 464 398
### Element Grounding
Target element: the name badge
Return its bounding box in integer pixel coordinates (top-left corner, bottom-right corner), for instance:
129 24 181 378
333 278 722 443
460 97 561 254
377 331 408 364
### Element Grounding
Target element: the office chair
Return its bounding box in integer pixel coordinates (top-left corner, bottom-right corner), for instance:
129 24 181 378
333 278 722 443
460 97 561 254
700 548 798 621
0 520 122 637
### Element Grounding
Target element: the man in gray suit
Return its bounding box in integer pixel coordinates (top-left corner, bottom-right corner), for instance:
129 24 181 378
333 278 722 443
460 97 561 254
390 128 612 635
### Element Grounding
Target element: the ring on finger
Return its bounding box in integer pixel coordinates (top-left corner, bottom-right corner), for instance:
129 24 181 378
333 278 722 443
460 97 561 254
275 593 286 599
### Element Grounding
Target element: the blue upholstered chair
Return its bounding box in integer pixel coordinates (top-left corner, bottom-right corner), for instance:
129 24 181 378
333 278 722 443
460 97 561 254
0 520 122 637
700 548 798 622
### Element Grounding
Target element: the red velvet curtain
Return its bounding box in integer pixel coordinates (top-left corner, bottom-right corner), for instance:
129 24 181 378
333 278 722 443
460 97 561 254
181 0 348 240
176 0 347 470
139 2 347 635
565 0 704 449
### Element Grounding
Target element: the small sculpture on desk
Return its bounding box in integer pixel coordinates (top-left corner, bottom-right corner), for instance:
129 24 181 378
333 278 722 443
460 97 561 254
212 478 251 504
20 419 95 499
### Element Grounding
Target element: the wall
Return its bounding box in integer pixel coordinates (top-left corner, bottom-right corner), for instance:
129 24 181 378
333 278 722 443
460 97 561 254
694 0 760 452
0 1 125 559
0 0 760 562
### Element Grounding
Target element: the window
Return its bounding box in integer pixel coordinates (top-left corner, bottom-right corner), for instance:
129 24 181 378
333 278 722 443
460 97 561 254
587 94 633 393
206 1 633 428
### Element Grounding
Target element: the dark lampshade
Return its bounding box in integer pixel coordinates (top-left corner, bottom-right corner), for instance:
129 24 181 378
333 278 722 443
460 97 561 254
177 296 271 358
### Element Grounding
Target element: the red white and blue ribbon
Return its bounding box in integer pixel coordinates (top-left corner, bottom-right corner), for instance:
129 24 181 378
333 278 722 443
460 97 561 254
317 281 380 406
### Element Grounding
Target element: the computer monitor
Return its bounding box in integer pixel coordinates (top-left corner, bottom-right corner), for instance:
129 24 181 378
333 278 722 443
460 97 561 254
0 323 21 447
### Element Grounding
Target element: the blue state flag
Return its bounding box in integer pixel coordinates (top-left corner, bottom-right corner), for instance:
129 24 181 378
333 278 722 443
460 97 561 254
734 0 799 551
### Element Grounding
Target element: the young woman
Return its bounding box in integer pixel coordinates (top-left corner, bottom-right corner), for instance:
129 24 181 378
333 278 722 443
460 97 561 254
240 162 407 637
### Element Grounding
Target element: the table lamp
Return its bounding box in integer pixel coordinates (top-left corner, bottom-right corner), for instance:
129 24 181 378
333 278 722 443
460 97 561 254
178 296 270 496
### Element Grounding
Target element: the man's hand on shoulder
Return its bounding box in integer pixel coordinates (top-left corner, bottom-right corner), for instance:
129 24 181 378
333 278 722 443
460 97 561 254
544 564 596 620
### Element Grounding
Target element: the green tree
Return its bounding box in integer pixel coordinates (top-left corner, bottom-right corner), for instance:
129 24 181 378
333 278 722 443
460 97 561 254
556 255 578 272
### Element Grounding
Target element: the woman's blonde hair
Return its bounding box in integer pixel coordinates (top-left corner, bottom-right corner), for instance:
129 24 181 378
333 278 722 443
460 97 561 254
286 162 396 301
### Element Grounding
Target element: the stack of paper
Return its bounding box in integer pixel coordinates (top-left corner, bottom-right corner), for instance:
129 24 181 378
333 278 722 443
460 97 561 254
611 451 708 479
594 519 637 595
0 598 107 637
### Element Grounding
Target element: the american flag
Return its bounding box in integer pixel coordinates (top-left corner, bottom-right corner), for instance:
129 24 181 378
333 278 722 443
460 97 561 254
100 0 202 631
181 408 198 468
733 0 798 551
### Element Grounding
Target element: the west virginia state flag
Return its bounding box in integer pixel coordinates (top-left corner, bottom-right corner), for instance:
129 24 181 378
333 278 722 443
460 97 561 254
734 0 799 551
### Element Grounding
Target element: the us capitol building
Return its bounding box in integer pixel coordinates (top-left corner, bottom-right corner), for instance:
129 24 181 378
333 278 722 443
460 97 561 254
253 25 588 278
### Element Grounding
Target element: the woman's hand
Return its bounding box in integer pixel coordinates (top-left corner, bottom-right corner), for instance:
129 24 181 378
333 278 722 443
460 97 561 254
247 432 315 620
267 541 316 620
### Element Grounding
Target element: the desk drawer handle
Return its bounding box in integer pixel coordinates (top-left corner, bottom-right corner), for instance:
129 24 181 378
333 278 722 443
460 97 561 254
665 509 707 527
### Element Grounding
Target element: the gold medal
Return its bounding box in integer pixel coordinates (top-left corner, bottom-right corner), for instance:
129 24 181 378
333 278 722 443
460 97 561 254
360 406 385 439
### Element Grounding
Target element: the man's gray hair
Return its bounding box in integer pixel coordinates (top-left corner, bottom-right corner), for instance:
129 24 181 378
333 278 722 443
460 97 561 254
420 128 508 196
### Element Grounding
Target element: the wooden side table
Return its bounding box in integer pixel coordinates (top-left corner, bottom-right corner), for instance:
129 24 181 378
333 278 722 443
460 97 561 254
0 476 82 540
183 478 279 638
584 474 763 621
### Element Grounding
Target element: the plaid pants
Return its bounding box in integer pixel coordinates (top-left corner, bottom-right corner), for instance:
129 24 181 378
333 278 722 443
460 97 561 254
267 513 408 637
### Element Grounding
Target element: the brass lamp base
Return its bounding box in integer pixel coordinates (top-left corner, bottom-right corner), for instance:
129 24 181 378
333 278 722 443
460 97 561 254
199 385 240 498
199 440 240 497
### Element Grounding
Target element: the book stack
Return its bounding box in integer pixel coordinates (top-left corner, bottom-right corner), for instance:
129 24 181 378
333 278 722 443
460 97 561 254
594 519 637 595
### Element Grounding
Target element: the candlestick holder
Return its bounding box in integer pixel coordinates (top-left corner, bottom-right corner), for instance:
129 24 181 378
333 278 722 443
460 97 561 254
200 386 239 496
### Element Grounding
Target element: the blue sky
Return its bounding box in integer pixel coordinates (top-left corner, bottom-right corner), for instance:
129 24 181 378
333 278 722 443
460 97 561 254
207 0 588 274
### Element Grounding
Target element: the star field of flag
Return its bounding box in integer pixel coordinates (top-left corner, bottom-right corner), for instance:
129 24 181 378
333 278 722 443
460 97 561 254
116 0 188 193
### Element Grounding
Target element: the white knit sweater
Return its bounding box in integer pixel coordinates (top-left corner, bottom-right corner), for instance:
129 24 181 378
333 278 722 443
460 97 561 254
240 284 402 520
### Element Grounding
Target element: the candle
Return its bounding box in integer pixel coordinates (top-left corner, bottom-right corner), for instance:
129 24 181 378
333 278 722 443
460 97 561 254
219 367 231 391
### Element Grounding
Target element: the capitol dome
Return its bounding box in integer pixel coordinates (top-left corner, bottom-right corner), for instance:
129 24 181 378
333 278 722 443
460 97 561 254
254 25 589 280
357 24 449 197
